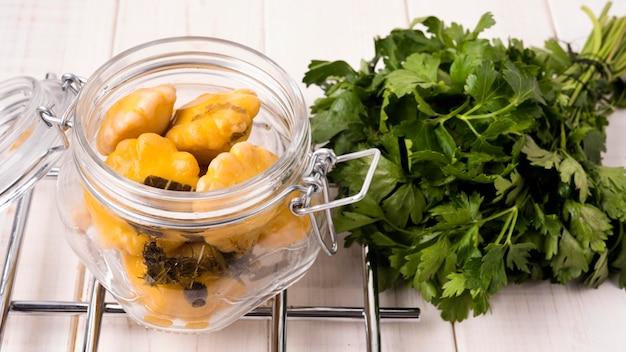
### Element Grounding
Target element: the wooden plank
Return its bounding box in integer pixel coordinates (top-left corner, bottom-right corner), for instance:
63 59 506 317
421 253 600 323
378 285 456 352
0 181 85 351
286 241 447 351
263 0 411 107
112 0 264 54
0 1 116 350
406 0 554 47
0 0 117 79
11 180 82 301
455 279 626 351
92 314 269 352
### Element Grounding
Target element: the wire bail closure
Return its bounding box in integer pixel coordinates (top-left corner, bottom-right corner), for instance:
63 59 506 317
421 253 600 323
36 73 85 149
290 148 381 256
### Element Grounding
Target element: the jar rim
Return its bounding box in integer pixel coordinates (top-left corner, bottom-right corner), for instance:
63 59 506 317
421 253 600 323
71 36 311 222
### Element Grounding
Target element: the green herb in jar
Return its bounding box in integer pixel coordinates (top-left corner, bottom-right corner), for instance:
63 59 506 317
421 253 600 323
143 175 194 191
142 240 227 289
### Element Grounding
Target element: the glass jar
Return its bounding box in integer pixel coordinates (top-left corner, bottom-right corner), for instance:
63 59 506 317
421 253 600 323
47 37 379 333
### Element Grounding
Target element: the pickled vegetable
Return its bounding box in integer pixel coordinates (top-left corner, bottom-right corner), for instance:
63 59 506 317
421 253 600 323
122 252 246 325
96 84 176 155
9 128 33 151
193 141 280 252
85 84 312 328
257 196 312 249
173 89 260 121
83 192 183 256
196 141 278 191
142 240 226 288
105 132 200 190
165 89 260 164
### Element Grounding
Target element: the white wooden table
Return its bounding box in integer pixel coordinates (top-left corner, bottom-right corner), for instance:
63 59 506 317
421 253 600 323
1 0 626 351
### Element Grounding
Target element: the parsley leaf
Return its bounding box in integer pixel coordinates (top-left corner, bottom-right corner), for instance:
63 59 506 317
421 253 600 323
558 155 590 202
506 242 535 273
305 4 626 322
465 60 499 105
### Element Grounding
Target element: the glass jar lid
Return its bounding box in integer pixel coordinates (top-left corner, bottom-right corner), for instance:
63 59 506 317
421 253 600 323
0 74 78 212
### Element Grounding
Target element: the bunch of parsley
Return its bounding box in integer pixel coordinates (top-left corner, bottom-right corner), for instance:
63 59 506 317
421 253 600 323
303 3 626 321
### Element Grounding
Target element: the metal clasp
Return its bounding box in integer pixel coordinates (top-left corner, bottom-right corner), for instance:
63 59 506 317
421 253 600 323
36 73 85 148
290 148 380 255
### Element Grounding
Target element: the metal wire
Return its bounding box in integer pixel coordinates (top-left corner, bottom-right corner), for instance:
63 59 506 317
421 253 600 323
82 278 106 352
0 190 33 349
270 290 288 352
362 244 381 351
0 172 420 351
9 300 420 321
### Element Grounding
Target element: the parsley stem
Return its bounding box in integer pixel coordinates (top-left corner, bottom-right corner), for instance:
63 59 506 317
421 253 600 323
480 206 518 245
581 6 602 55
459 102 482 117
382 217 426 238
455 99 517 139
439 97 472 123
457 116 482 138
504 208 519 246
567 4 626 105
463 100 516 120
494 212 513 245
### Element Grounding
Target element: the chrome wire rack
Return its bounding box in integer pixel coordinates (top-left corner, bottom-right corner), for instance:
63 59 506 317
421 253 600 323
0 171 420 352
